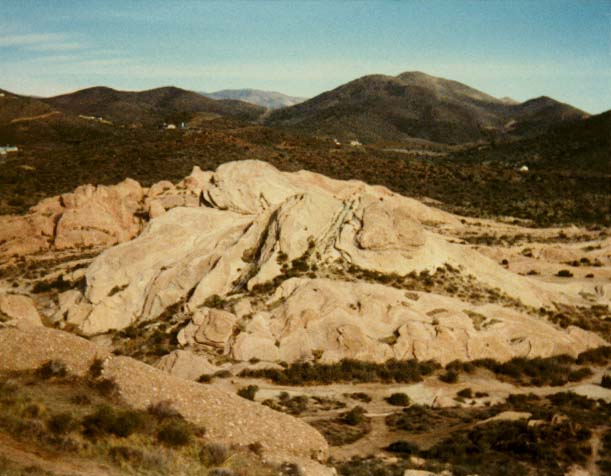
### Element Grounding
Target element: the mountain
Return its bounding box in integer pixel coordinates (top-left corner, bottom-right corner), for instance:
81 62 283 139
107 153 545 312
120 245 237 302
453 109 611 173
202 88 306 109
0 89 119 144
44 86 265 126
265 71 588 144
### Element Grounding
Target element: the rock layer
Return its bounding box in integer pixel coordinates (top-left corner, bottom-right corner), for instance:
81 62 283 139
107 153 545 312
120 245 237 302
54 160 606 364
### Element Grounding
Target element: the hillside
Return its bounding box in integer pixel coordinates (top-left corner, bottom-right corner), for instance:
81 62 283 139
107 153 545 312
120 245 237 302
202 88 306 109
266 71 588 144
454 110 611 173
0 160 609 476
0 90 119 145
44 86 266 126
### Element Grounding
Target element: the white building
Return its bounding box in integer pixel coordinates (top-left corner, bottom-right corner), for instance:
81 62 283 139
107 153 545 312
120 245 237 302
0 146 18 156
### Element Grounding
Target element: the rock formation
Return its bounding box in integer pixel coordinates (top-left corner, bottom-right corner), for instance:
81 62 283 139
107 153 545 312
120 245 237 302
33 160 606 364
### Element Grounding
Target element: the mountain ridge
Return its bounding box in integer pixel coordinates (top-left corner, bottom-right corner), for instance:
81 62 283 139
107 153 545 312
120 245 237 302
202 88 306 109
265 71 588 144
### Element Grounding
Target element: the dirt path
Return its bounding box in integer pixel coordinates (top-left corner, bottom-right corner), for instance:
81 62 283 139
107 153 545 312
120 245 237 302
0 433 121 476
10 111 61 123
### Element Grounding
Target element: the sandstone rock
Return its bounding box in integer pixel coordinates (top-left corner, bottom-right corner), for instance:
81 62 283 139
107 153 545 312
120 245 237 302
0 294 42 327
54 181 142 250
147 198 166 218
0 178 145 261
177 307 237 350
155 350 221 380
404 470 440 476
0 325 329 468
62 160 606 365
79 207 254 335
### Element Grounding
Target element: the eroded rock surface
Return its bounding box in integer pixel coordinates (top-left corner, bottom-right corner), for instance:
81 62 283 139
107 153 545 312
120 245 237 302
0 326 330 469
47 160 607 365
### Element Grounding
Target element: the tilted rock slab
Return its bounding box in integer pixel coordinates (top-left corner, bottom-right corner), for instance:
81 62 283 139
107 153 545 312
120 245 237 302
60 160 608 364
0 178 144 259
0 326 330 471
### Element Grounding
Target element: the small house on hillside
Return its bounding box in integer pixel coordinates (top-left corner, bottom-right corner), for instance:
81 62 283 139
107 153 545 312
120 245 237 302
0 146 18 156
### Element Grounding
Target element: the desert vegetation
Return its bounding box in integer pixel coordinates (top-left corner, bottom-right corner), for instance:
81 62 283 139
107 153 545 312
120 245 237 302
0 362 283 476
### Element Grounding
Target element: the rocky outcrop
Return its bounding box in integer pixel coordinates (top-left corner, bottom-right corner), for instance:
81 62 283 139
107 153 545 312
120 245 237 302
0 178 144 259
51 160 606 365
0 325 330 471
155 349 221 380
0 294 42 328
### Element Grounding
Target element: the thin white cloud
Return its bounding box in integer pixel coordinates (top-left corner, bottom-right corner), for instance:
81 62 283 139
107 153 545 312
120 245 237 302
25 42 83 52
0 33 67 47
0 32 84 52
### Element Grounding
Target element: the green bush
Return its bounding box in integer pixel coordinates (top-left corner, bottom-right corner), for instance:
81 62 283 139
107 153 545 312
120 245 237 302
90 377 118 397
385 393 410 406
88 358 104 378
556 269 573 278
341 406 367 426
82 406 143 438
237 385 259 401
147 400 182 421
37 360 67 380
457 388 473 399
157 419 192 447
47 413 77 435
199 442 230 466
385 440 419 455
439 370 458 383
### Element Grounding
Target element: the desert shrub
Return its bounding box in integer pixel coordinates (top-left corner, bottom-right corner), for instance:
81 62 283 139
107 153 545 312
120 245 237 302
347 392 372 403
88 358 104 378
47 413 77 435
240 358 439 385
439 369 458 383
37 360 67 380
385 393 410 406
576 346 611 365
208 469 235 476
109 445 166 471
90 377 119 397
22 403 46 419
385 440 419 455
457 388 473 399
472 355 578 386
237 385 259 401
213 370 232 379
109 445 144 465
199 442 230 466
147 400 182 421
342 406 367 426
71 394 91 405
568 367 593 382
198 374 213 383
203 294 227 309
556 269 573 278
157 419 192 447
601 375 611 389
82 406 144 438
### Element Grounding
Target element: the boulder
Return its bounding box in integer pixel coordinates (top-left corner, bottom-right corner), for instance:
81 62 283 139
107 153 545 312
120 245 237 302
0 294 42 327
155 350 220 380
177 307 237 350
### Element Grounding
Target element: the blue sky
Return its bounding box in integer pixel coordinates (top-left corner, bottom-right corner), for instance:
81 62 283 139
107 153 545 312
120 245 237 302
1 0 609 113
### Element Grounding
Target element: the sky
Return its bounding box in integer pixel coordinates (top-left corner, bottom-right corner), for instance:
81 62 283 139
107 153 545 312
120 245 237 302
1 0 610 113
